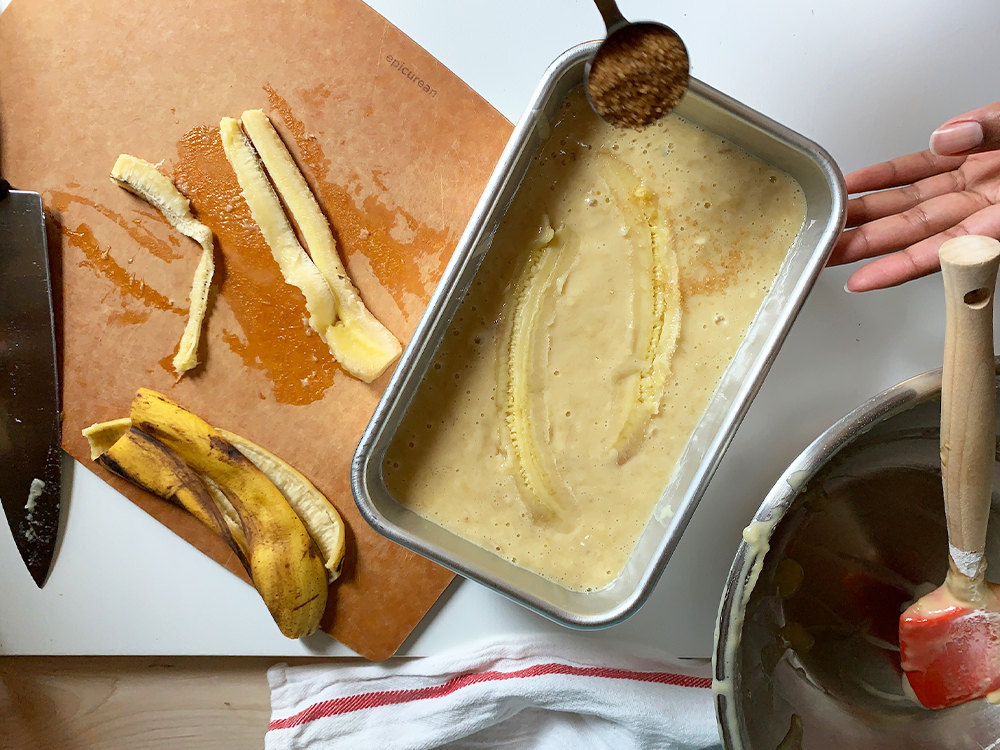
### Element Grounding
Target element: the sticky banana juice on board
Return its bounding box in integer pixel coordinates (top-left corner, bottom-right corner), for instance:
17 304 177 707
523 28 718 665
384 89 806 592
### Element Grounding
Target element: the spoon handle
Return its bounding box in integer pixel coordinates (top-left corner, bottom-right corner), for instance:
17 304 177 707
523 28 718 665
939 235 1000 586
593 0 628 33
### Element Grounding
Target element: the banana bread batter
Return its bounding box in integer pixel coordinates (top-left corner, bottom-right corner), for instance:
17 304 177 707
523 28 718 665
384 89 805 591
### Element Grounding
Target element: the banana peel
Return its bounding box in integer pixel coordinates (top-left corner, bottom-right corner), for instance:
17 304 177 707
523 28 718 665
89 422 250 572
83 388 347 638
111 116 400 383
110 154 215 377
82 417 133 459
201 475 251 566
130 388 327 639
218 428 345 582
83 415 254 569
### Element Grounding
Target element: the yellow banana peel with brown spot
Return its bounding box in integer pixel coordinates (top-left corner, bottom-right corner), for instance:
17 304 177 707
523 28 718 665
83 388 347 639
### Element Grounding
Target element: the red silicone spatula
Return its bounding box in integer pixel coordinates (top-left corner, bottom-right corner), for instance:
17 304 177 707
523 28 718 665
899 235 1000 709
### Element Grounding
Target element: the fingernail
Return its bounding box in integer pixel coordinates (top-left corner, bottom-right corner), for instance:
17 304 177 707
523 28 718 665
930 120 983 155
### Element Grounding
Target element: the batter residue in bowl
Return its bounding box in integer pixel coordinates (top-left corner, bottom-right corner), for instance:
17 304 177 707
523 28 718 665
384 89 805 591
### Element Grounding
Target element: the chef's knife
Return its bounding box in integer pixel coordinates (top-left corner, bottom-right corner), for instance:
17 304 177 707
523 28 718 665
0 178 62 587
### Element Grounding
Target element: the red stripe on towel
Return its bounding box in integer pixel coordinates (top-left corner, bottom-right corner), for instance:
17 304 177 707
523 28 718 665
269 662 712 731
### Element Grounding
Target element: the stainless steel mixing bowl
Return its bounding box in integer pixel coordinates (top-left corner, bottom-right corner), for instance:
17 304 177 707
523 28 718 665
714 362 1000 749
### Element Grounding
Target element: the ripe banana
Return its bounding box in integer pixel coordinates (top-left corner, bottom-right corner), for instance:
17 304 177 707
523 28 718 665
599 152 681 464
110 154 215 377
123 388 329 638
499 218 575 518
239 109 401 383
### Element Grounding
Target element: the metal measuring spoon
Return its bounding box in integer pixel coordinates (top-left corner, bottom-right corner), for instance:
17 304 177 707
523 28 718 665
585 0 690 129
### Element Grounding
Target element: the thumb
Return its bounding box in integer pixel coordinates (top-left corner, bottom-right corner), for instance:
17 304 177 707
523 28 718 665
930 102 1000 156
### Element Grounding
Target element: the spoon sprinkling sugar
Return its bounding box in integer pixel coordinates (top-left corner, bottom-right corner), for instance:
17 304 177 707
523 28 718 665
586 0 690 129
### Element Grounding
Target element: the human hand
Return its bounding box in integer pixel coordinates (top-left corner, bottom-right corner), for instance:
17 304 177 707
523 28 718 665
829 102 1000 292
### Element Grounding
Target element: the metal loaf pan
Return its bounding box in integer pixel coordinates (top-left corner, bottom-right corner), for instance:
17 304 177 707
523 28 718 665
352 42 846 628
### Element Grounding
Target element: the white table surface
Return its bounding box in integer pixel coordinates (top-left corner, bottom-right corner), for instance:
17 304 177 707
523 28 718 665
3 0 1000 658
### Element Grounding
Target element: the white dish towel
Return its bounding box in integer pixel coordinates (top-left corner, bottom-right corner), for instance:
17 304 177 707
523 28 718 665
266 635 721 749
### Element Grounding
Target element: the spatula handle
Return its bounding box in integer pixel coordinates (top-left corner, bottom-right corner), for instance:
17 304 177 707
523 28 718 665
940 235 1000 583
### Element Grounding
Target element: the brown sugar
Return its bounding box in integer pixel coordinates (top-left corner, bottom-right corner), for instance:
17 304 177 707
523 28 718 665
588 23 689 129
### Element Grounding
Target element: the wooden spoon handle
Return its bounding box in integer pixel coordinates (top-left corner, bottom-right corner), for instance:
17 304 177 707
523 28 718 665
940 235 1000 583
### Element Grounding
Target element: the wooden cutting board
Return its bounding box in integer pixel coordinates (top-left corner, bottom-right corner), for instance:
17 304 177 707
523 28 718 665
0 0 511 659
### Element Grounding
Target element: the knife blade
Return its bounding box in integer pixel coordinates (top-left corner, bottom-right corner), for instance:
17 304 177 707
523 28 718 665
0 180 62 587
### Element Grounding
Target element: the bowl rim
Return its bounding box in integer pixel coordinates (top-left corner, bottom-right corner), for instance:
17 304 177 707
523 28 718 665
709 360 996 748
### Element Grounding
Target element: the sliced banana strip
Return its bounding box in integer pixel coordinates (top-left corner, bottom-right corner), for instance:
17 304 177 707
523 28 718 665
600 152 681 464
239 110 349 302
110 154 215 376
219 117 337 343
240 109 401 383
218 428 346 582
500 218 575 518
